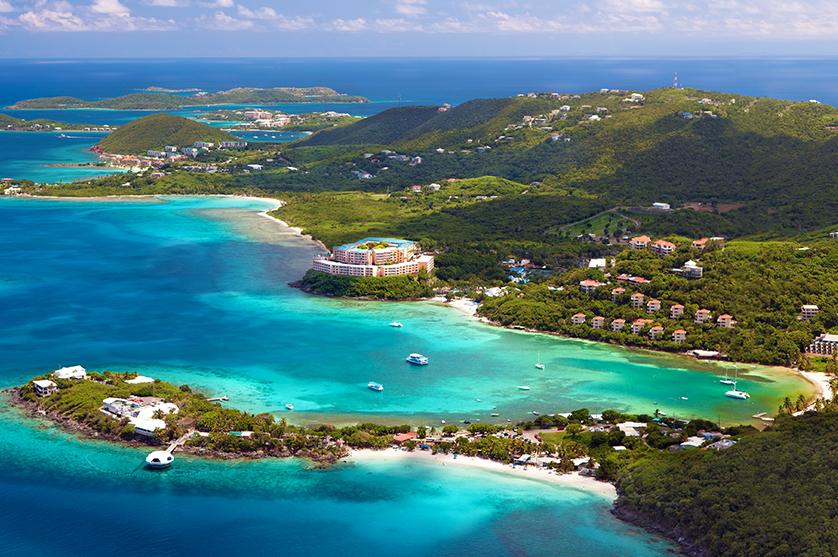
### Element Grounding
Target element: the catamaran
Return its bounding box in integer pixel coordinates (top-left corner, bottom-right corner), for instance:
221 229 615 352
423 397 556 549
535 352 545 370
389 321 403 328
406 353 429 365
368 381 384 392
725 386 751 400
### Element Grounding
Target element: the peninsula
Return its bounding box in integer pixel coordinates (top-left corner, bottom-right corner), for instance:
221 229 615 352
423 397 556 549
7 87 368 110
10 365 837 557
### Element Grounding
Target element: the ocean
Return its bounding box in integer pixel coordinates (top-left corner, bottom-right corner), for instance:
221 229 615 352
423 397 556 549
3 58 838 181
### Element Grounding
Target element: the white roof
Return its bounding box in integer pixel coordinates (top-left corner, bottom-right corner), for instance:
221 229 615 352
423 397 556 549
820 334 838 343
612 445 627 451
588 258 606 268
681 436 705 448
53 365 86 379
33 379 56 388
125 375 154 384
801 305 818 310
130 417 166 433
617 421 647 429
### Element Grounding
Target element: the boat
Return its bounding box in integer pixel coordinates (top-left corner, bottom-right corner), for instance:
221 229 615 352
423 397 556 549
367 381 384 392
285 403 294 410
535 352 545 369
145 450 173 469
406 353 429 365
680 396 689 400
517 385 531 391
389 321 403 328
490 413 500 417
719 369 737 385
725 388 751 400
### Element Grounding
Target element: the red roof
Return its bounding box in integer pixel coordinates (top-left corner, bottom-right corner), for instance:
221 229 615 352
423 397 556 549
632 235 651 243
580 279 601 287
654 240 676 248
718 314 733 319
674 329 687 334
612 287 625 292
671 304 684 308
573 312 586 318
697 308 711 314
393 432 417 443
631 292 645 298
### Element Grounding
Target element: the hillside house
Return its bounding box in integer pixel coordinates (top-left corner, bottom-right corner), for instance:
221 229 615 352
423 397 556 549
652 239 676 255
591 316 606 329
695 309 712 323
649 325 664 339
630 235 651 250
673 329 687 343
611 287 626 301
571 313 587 325
33 379 57 397
630 292 645 308
646 299 661 313
801 305 819 320
579 279 602 293
631 319 651 334
807 333 838 355
670 304 685 318
717 314 736 328
611 318 626 331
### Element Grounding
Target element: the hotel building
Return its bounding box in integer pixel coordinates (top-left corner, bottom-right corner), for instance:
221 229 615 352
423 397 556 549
312 237 434 277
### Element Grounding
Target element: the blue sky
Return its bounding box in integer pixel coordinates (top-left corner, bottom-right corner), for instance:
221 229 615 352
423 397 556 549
1 0 837 57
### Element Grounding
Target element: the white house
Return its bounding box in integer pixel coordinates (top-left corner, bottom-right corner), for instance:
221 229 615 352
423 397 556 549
53 365 87 380
33 379 57 397
651 202 671 211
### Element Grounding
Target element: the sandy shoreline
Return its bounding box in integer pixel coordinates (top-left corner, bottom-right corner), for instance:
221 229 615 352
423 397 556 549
799 370 834 403
348 447 617 499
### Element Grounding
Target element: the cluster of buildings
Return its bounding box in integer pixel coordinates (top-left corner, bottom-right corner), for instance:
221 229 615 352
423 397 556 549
31 365 88 397
807 333 838 355
146 140 247 161
101 393 178 437
3 178 22 196
350 150 424 180
572 279 738 342
312 237 434 278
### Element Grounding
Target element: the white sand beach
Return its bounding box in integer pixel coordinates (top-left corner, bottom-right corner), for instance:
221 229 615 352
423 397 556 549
799 370 834 402
348 447 617 499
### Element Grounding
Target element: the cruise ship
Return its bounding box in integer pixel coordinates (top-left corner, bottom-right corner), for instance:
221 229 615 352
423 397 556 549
405 353 429 365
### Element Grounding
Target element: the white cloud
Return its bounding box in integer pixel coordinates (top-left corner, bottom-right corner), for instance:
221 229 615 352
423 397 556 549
0 0 14 13
395 0 426 17
235 5 312 29
90 0 130 17
375 17 418 31
144 0 190 7
198 10 252 29
332 17 366 31
19 8 86 30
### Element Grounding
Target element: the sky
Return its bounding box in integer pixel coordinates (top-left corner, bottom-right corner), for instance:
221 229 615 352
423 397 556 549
1 0 838 58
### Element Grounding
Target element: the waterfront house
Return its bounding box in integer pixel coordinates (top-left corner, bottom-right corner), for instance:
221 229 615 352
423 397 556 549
33 379 57 397
630 235 651 250
611 287 626 301
652 239 676 255
717 314 736 328
649 325 664 339
571 313 587 325
393 432 417 444
801 305 819 320
673 329 687 343
592 316 606 329
53 365 87 380
695 309 712 323
630 292 645 308
646 299 661 313
611 318 626 331
579 279 602 293
670 304 684 318
807 333 838 355
3 185 22 196
630 319 651 334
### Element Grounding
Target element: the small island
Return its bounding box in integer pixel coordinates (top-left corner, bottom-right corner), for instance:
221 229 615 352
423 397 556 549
197 108 359 132
7 87 368 110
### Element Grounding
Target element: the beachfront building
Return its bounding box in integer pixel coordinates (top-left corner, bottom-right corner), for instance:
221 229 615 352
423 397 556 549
646 299 661 314
670 304 685 318
801 305 819 320
630 235 651 250
32 379 57 397
673 329 687 343
101 396 179 437
630 292 645 308
571 313 587 325
717 314 736 328
312 237 434 278
652 239 676 255
53 365 87 380
807 333 838 355
611 318 626 331
695 309 712 323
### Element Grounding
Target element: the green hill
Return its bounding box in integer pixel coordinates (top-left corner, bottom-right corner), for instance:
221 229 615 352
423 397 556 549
614 410 838 557
97 114 237 154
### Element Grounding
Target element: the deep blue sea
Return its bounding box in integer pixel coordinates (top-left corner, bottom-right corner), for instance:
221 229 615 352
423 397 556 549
3 58 838 181
0 196 812 556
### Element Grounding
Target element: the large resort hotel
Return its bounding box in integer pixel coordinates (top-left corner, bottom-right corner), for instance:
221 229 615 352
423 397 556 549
313 237 434 277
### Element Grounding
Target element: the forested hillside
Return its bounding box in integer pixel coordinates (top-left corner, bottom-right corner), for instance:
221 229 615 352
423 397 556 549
97 114 236 154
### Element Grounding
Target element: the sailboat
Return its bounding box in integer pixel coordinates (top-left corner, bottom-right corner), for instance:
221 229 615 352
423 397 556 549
719 370 737 385
534 352 545 370
724 382 751 400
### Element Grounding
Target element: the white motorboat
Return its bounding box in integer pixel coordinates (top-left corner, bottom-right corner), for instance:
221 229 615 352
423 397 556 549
368 381 384 392
389 321 403 328
285 403 295 410
517 385 531 391
145 451 173 469
406 353 429 365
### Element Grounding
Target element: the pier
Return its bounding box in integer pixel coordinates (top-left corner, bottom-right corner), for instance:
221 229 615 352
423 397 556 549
207 395 229 402
166 430 195 454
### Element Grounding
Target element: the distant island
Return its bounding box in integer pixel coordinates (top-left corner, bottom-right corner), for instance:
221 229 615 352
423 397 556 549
7 87 368 110
0 113 111 133
141 86 203 93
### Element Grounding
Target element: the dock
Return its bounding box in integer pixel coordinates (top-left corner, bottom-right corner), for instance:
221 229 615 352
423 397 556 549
166 430 195 454
207 395 229 402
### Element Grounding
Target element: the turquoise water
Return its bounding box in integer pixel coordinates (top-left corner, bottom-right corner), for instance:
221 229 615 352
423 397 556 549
0 196 812 426
0 404 673 556
0 196 810 555
0 131 126 183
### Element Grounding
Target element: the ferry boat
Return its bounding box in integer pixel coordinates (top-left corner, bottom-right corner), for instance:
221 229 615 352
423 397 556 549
368 381 384 392
145 450 174 469
389 321 403 328
406 353 429 365
517 385 531 391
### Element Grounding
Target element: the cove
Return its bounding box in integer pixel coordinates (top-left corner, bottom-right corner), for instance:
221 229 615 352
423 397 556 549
0 196 813 427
